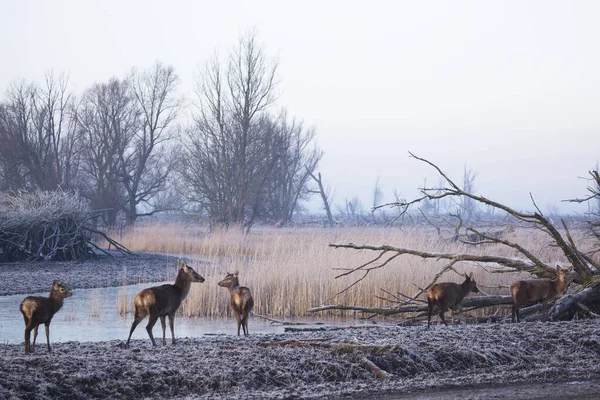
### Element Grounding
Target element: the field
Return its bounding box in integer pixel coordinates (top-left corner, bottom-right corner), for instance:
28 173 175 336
109 223 569 318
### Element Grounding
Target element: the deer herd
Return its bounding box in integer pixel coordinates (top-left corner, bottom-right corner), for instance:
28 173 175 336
19 259 574 354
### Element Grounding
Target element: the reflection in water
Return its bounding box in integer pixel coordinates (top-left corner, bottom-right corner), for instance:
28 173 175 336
0 284 351 344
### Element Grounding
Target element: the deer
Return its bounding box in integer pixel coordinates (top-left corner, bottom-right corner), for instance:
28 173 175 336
20 281 73 354
126 259 205 347
510 265 573 323
218 271 254 336
427 272 479 328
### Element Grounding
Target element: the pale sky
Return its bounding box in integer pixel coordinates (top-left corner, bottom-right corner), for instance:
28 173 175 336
2 0 599 214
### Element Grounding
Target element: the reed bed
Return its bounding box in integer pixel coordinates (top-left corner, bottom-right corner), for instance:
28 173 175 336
115 224 571 318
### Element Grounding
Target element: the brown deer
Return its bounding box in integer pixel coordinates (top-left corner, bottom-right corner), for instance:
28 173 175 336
218 271 254 336
20 281 73 354
427 272 479 328
510 265 573 323
126 259 205 347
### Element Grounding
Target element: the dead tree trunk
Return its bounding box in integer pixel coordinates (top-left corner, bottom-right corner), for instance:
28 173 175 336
549 281 600 320
308 170 335 228
308 295 513 315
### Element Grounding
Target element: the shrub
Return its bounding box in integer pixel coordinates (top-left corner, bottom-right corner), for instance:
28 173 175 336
0 190 93 261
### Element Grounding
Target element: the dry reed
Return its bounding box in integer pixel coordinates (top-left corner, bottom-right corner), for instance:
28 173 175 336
89 289 101 318
117 269 129 316
115 223 572 318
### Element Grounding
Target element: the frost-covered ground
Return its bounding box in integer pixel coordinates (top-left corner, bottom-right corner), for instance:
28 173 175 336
1 322 600 399
2 255 600 399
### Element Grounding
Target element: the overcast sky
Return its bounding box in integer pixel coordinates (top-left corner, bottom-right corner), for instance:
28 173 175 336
2 0 599 214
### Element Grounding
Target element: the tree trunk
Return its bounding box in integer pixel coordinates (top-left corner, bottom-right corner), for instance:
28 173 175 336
308 171 334 228
308 295 514 315
549 281 600 320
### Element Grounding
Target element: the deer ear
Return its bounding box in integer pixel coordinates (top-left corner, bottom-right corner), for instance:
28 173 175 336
234 270 239 277
469 272 474 279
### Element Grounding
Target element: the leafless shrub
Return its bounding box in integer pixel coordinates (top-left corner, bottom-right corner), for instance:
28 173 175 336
0 190 129 262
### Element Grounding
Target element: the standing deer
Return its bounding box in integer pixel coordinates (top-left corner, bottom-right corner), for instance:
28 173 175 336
427 272 479 328
218 271 254 336
510 265 573 323
20 281 73 354
126 259 205 347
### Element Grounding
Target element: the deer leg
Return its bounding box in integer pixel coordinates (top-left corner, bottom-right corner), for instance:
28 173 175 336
160 316 167 345
32 325 39 351
236 314 242 336
24 324 33 354
146 314 159 346
427 300 433 329
450 309 455 327
438 302 449 326
168 313 176 345
439 309 448 326
44 322 51 352
542 300 548 316
126 309 146 347
242 314 249 336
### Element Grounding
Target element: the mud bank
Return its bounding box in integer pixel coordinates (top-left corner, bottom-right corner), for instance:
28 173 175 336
1 320 600 399
0 253 183 296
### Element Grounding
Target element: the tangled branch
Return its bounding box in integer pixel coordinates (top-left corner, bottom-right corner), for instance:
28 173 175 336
0 190 131 261
311 154 600 320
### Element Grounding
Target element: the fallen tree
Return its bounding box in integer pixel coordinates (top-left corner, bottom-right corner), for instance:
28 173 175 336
309 153 600 321
0 190 131 262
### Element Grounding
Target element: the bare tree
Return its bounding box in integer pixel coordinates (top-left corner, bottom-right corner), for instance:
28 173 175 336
459 165 478 223
227 31 278 228
180 53 233 226
180 32 285 230
371 176 384 224
263 112 322 225
0 72 79 191
78 78 136 227
308 171 335 228
121 62 181 225
566 168 600 252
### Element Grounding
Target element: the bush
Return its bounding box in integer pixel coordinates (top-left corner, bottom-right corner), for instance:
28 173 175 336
0 190 94 262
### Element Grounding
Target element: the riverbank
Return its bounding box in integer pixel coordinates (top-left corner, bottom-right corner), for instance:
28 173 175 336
1 320 600 399
0 253 179 296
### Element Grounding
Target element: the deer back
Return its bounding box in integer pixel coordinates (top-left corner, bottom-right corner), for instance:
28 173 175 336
20 281 72 324
428 282 463 308
510 279 553 305
428 273 478 309
134 261 204 316
511 266 571 305
230 286 254 315
136 285 183 316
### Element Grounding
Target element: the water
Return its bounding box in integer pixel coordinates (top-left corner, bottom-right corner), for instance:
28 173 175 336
0 284 339 344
